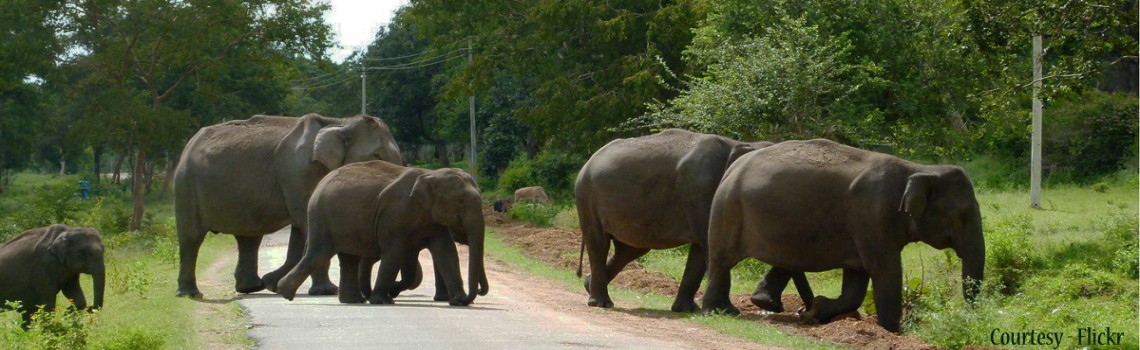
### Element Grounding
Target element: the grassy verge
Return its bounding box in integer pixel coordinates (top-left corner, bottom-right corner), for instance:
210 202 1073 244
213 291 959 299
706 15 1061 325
483 229 843 350
0 172 250 349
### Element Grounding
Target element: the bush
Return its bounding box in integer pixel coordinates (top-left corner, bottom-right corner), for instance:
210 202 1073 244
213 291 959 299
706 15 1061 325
507 203 562 227
984 214 1038 294
0 301 95 350
1044 91 1138 182
496 149 586 200
1100 213 1139 278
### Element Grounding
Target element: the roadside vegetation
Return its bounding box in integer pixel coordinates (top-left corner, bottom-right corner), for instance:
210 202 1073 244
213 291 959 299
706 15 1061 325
0 174 249 350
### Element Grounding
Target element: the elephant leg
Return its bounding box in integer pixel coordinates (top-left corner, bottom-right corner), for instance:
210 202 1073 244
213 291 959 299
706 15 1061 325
701 247 743 315
358 256 378 299
426 237 469 306
368 248 403 305
261 226 300 293
392 253 422 299
60 276 87 310
790 271 815 312
806 268 869 325
433 260 448 301
337 254 365 304
233 235 265 294
751 267 793 312
276 235 335 301
176 224 207 298
583 227 614 308
673 242 706 312
870 259 904 332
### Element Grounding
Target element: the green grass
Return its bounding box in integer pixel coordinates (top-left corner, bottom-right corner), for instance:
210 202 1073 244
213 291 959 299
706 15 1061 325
0 172 250 349
483 228 844 349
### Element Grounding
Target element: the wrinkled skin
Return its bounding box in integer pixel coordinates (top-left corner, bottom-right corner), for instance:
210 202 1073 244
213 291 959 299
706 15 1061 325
174 114 403 298
513 186 551 204
0 225 105 325
702 139 985 333
277 161 489 306
574 129 811 312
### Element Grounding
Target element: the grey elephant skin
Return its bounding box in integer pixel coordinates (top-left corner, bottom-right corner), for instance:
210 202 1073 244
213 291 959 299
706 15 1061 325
277 160 489 306
173 114 403 298
574 128 810 312
702 139 985 333
0 225 105 324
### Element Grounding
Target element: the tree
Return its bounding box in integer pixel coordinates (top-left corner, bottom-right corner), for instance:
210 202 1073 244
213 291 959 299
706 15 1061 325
65 0 332 230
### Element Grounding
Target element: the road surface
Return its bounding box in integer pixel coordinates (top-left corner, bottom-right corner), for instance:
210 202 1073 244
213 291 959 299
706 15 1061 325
237 228 770 349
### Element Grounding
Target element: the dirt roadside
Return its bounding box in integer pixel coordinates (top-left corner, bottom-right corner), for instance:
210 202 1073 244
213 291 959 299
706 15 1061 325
484 207 942 350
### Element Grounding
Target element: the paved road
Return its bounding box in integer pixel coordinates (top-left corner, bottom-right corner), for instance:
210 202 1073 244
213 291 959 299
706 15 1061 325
239 228 690 349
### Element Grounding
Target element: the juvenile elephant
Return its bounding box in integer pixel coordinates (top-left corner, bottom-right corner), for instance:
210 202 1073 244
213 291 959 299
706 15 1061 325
574 129 811 312
173 114 403 298
0 225 104 324
702 139 985 332
277 161 488 306
514 186 551 203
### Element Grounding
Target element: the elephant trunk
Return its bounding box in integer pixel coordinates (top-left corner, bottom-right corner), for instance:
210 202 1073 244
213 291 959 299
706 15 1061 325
462 213 488 304
91 266 105 310
956 224 985 303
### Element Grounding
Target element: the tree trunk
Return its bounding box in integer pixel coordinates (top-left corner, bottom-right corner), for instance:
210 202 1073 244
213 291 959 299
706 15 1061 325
435 141 450 167
159 152 176 198
92 146 103 184
59 159 66 175
130 147 146 231
112 151 126 184
525 133 538 160
0 155 5 194
143 157 155 195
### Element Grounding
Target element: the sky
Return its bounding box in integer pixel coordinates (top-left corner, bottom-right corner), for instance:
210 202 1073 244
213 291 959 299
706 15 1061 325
326 0 409 62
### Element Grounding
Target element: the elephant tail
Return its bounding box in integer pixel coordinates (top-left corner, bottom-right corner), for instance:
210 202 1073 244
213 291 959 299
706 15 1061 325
575 233 585 278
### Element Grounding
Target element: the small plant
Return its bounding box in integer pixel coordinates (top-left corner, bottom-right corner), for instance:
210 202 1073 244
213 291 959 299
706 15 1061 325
1092 182 1109 193
985 214 1038 294
507 203 562 227
109 259 154 297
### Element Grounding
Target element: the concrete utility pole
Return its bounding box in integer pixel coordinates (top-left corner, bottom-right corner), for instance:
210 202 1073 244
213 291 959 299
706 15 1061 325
361 56 367 116
469 39 477 181
1030 35 1043 208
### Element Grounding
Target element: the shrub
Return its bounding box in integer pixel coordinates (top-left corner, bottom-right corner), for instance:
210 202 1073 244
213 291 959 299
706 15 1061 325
1099 213 1139 278
495 149 586 201
94 327 165 350
984 214 1038 294
0 302 95 350
1044 91 1138 182
507 203 562 227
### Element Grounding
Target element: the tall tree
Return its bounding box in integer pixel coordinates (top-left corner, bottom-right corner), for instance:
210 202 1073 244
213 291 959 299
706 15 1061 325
66 0 332 230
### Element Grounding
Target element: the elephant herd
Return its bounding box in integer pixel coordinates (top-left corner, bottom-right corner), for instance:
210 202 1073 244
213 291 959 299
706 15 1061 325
0 114 983 334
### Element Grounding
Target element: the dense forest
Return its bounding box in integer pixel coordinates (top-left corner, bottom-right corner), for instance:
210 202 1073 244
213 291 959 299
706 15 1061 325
1 0 1136 223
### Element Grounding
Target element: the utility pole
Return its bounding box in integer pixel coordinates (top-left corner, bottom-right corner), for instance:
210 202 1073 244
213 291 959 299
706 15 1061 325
469 39 477 181
1030 35 1043 208
361 53 367 116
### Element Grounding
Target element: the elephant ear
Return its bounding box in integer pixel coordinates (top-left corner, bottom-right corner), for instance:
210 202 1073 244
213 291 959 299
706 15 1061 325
726 144 757 169
313 126 346 170
46 225 71 263
409 174 434 208
900 173 937 218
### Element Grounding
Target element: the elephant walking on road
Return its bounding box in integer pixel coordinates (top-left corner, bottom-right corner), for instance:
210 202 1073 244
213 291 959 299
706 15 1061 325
702 139 985 332
0 225 105 324
174 114 403 298
574 129 811 312
277 161 488 306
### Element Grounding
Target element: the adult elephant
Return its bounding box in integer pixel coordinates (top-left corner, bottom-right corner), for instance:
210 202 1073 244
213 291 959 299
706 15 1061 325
174 114 403 298
702 139 985 332
276 161 488 306
0 225 104 324
574 129 811 312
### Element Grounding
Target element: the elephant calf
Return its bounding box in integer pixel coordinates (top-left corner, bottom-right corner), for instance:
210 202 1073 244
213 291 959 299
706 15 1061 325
702 139 985 333
0 225 105 324
277 161 488 306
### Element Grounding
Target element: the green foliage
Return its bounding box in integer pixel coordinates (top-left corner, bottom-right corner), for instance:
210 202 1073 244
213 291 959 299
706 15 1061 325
0 302 95 350
1043 91 1139 181
496 149 586 200
1099 213 1139 278
507 203 563 227
984 214 1039 294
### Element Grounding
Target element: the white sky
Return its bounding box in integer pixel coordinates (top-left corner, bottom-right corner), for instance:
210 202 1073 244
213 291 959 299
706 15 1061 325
326 0 409 62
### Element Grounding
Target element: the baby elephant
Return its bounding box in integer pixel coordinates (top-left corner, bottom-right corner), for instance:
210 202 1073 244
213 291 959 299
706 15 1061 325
0 225 105 323
277 160 488 306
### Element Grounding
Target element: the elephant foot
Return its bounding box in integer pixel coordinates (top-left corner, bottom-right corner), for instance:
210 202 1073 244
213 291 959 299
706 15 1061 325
307 282 339 296
802 296 838 324
339 293 366 304
260 271 285 293
670 299 700 313
235 281 266 294
368 294 394 305
176 287 204 299
279 288 297 301
582 274 592 292
448 295 473 307
750 292 785 313
433 292 449 302
587 296 614 308
701 299 740 316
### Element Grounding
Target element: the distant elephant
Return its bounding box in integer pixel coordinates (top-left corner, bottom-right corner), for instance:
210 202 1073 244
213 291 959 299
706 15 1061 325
277 161 488 306
492 199 512 213
0 225 104 324
702 139 985 332
173 114 403 298
574 129 811 312
514 186 551 203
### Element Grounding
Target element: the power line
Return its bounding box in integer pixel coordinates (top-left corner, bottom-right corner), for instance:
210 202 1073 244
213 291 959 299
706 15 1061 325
366 54 466 71
291 72 359 90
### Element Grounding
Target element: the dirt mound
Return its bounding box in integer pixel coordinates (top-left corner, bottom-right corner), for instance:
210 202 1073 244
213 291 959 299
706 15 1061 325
484 206 941 349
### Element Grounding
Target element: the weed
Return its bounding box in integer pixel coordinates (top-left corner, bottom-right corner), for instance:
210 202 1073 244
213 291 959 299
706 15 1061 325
984 214 1038 294
507 202 563 227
